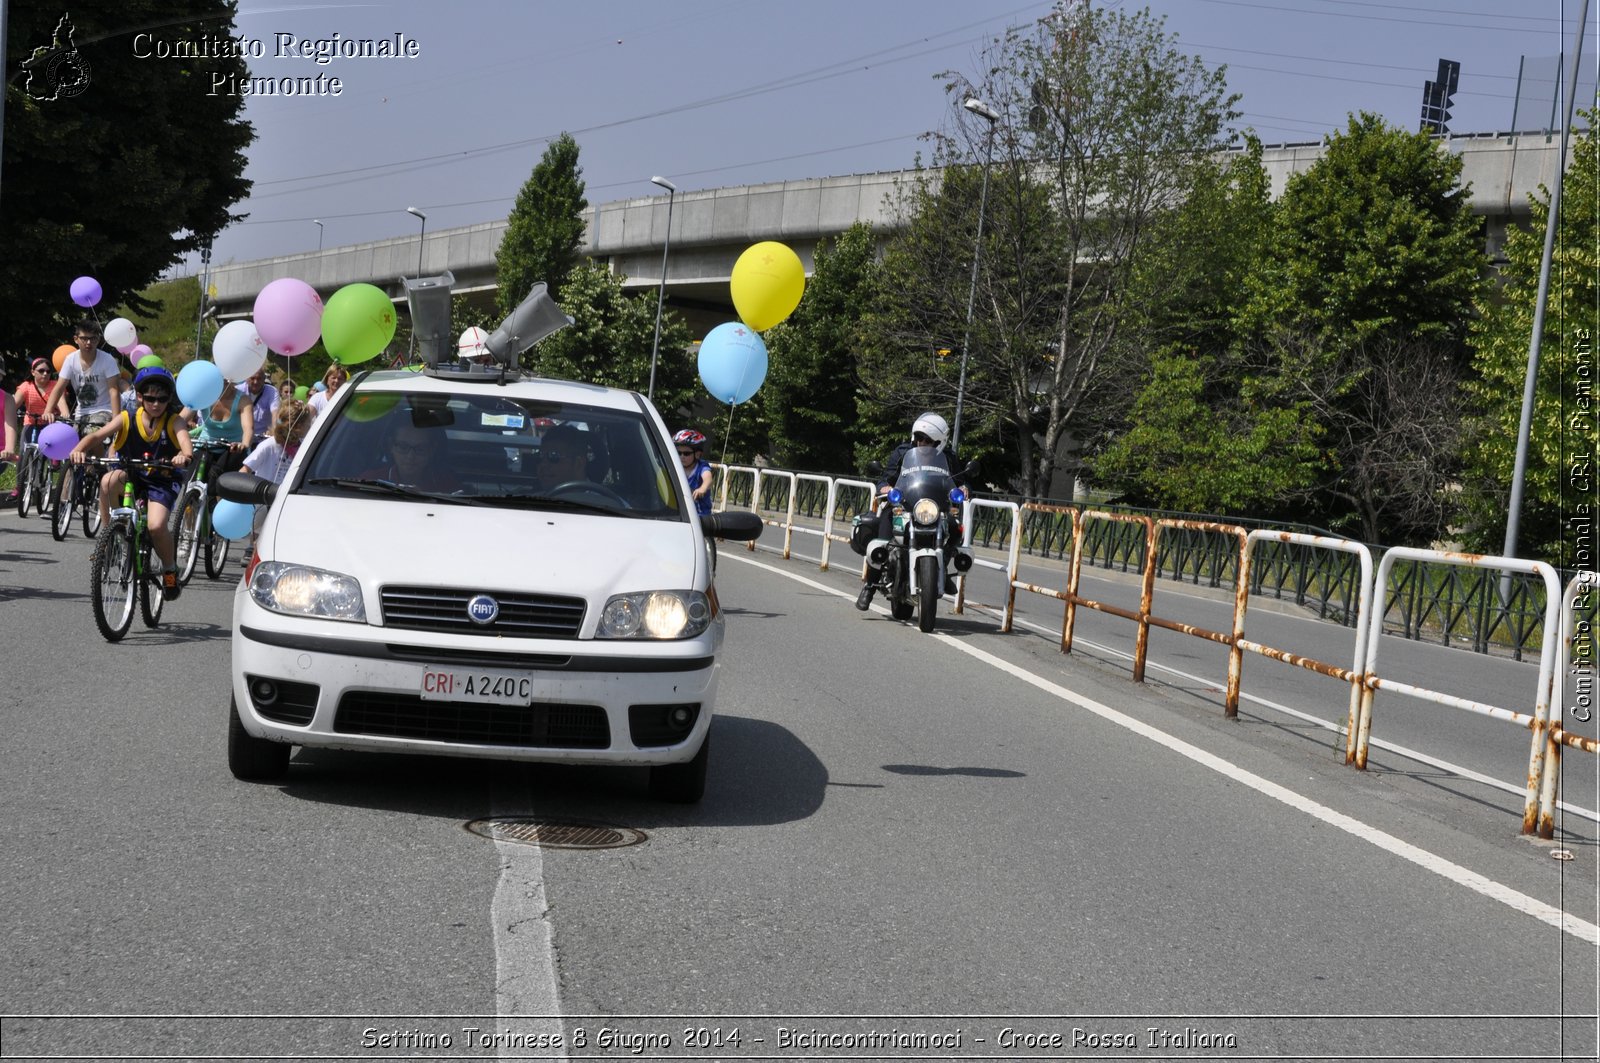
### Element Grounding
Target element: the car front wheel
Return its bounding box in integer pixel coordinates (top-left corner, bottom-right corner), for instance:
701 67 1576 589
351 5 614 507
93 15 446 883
648 731 709 803
228 695 291 781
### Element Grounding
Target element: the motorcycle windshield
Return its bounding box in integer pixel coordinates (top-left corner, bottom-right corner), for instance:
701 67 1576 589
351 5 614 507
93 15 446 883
894 446 955 507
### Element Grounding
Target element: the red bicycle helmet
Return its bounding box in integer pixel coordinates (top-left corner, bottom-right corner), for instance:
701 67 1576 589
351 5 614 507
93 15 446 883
673 429 706 451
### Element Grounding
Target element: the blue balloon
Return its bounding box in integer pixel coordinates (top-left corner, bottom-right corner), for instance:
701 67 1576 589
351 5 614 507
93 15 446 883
211 499 255 541
697 322 768 405
176 359 225 410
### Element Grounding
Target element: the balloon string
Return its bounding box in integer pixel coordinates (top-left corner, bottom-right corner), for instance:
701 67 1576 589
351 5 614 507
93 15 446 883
722 403 735 466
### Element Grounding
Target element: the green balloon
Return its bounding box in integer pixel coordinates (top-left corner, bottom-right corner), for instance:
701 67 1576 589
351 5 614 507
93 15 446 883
294 385 310 401
136 354 164 369
321 282 397 365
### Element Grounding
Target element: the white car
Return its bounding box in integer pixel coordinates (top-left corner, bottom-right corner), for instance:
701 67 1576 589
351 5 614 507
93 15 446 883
220 356 759 802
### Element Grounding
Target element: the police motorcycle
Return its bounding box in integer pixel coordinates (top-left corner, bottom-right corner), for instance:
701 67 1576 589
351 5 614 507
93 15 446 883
852 446 975 633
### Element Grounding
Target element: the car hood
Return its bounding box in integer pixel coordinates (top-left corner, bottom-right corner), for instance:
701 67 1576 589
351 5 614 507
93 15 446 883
261 494 702 598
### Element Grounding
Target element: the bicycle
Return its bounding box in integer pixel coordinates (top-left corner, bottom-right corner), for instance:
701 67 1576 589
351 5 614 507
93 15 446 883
50 434 104 541
88 456 182 642
170 441 236 583
14 429 53 518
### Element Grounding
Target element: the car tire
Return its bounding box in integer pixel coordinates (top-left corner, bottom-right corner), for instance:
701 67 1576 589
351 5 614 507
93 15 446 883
228 695 291 781
648 731 709 803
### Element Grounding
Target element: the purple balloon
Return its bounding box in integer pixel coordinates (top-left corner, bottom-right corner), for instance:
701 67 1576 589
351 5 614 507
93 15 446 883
38 422 79 461
70 276 102 308
253 278 324 356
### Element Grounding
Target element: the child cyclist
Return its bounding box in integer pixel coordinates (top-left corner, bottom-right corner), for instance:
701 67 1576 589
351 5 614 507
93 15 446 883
673 429 713 516
68 366 194 600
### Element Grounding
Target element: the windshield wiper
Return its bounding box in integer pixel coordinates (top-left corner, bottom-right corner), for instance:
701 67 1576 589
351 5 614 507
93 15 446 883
305 477 480 505
471 492 628 516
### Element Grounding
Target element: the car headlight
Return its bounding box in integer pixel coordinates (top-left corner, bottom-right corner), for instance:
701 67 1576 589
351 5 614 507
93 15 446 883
912 498 942 526
597 590 712 639
249 561 366 622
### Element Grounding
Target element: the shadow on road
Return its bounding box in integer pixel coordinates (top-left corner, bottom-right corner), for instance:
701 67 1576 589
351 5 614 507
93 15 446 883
269 713 828 829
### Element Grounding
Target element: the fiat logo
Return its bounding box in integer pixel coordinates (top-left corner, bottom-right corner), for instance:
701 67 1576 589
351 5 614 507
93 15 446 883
466 594 500 625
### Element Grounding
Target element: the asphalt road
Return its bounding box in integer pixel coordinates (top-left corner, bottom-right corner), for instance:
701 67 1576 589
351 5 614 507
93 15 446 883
1 513 1596 1061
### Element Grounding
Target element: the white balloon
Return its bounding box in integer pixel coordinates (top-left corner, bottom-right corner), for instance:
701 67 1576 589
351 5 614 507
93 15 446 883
104 317 138 352
212 319 269 382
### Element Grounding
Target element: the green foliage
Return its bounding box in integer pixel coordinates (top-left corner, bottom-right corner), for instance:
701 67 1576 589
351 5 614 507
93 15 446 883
861 1 1239 498
762 225 879 473
2 1 253 368
1092 348 1319 513
496 133 588 318
1243 113 1484 346
525 262 696 420
1460 112 1599 567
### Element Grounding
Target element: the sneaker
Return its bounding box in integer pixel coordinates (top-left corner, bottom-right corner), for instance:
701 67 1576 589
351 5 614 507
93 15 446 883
855 584 876 611
162 571 181 601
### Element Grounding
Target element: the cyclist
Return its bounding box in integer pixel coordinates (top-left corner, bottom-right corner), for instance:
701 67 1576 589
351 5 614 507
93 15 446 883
674 429 713 516
185 378 255 474
307 364 348 416
43 320 122 457
1 388 17 466
14 357 54 446
69 366 193 600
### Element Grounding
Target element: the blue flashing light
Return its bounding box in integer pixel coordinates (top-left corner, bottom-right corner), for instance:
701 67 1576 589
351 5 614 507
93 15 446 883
949 487 966 505
887 488 903 505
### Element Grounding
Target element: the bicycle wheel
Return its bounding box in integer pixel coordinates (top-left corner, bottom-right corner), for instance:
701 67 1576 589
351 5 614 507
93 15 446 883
81 474 103 538
28 455 52 518
139 541 166 629
15 452 33 517
204 500 232 579
171 486 203 585
50 466 77 541
91 523 136 641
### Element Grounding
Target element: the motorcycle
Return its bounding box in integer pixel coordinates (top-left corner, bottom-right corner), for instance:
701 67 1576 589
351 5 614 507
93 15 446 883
853 446 974 633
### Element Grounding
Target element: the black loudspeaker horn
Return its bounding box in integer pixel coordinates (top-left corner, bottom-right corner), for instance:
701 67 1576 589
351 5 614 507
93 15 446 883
403 270 456 367
484 282 573 364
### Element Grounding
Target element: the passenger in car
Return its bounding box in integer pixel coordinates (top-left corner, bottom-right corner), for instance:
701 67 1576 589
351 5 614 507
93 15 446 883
365 417 461 492
534 422 590 492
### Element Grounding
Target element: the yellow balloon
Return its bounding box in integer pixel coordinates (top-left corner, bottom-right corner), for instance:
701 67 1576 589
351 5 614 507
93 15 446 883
730 241 805 331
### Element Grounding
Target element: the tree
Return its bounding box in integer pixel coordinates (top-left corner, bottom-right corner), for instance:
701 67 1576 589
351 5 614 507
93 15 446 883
1240 113 1486 543
1459 111 1599 567
496 133 587 318
525 262 696 421
762 224 879 472
3 2 253 363
862 2 1239 499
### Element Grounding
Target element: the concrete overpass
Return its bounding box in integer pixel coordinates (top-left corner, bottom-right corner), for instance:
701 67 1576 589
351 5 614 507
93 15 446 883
208 131 1568 330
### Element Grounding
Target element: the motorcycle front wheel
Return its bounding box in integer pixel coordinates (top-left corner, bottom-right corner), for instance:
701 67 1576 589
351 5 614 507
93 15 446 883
916 555 940 633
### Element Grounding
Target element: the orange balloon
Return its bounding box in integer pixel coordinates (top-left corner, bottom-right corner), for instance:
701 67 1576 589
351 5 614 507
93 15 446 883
52 344 75 372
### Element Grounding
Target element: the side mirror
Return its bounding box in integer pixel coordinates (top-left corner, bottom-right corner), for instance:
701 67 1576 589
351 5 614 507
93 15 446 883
702 510 763 542
865 460 884 478
958 458 980 480
217 471 276 507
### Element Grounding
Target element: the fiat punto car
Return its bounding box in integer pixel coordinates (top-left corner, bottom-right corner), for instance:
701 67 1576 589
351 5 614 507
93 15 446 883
222 368 757 802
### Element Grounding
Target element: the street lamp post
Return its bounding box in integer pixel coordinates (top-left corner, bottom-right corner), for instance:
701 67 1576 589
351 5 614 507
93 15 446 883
647 176 677 401
314 219 323 252
405 207 427 359
951 96 999 458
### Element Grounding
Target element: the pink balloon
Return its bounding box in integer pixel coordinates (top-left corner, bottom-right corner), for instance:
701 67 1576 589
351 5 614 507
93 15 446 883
127 343 153 361
252 278 324 356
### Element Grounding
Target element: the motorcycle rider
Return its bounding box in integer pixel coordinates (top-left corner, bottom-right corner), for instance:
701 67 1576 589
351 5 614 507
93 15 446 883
855 411 971 610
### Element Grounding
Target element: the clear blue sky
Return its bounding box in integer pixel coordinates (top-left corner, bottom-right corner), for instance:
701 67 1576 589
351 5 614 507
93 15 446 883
192 0 1597 268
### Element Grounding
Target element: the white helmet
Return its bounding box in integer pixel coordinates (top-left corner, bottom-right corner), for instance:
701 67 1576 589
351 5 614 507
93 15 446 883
457 326 491 361
911 412 949 452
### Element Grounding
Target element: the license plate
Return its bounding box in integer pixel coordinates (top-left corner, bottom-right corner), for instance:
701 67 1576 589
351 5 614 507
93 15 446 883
420 667 534 706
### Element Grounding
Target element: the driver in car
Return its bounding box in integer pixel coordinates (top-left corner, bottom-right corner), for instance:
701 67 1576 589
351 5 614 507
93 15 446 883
365 418 461 492
535 422 590 492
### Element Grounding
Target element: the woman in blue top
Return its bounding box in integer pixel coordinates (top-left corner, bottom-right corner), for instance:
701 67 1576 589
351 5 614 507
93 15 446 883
674 429 713 516
186 378 255 475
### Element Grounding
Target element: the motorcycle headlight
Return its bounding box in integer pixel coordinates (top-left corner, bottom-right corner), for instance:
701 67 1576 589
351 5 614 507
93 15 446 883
597 590 713 639
912 498 941 526
249 561 366 622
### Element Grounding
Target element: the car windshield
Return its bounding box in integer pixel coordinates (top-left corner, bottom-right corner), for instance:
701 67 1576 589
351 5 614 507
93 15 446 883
295 388 686 519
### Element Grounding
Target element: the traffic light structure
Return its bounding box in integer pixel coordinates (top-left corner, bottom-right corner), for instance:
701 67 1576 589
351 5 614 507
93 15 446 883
1420 58 1460 134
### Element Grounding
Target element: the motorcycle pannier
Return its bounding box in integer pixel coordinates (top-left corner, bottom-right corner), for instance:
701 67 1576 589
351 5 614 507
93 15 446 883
849 513 875 556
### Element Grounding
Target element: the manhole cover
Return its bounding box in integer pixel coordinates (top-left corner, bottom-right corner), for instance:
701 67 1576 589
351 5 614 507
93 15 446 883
464 817 647 850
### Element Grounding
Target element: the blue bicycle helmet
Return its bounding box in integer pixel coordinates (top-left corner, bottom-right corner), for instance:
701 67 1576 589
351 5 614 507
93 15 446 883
132 365 176 397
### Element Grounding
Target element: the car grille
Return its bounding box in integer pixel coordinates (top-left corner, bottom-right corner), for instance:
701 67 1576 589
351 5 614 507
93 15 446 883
334 692 610 749
380 586 586 639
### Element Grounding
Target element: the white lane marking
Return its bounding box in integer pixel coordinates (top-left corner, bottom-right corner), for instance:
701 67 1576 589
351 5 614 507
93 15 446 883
729 553 1600 944
491 781 566 1055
